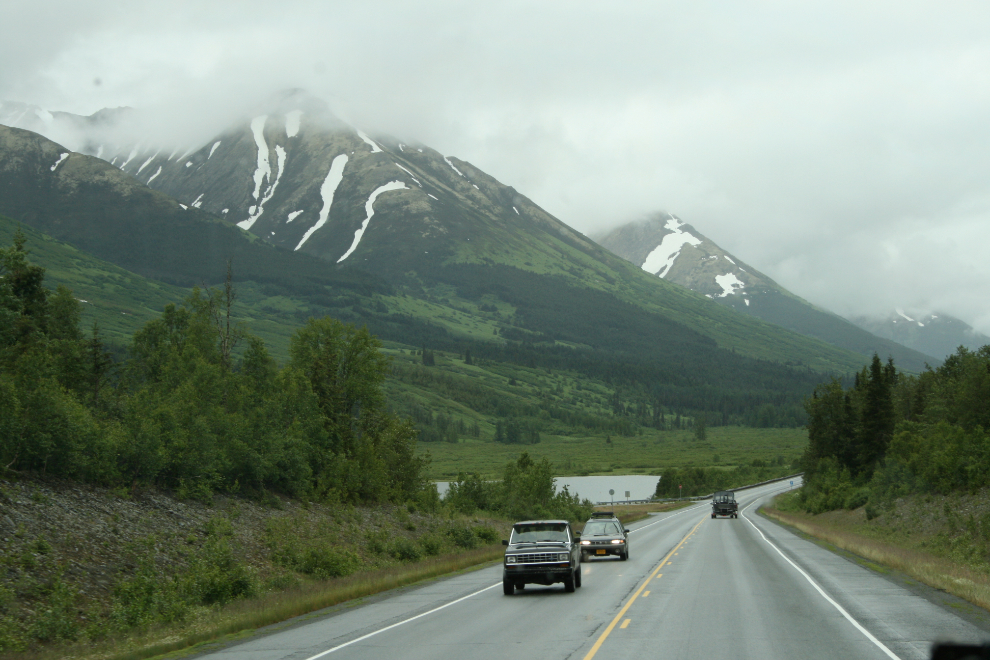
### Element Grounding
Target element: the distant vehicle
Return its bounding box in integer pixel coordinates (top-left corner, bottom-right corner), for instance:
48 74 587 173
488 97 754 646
502 520 582 594
580 512 629 560
712 491 738 518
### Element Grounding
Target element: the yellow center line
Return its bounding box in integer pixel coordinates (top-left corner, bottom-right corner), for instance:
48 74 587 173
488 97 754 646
582 516 706 660
620 619 631 629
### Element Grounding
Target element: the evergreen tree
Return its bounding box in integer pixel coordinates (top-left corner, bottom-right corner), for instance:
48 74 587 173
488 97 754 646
854 354 895 477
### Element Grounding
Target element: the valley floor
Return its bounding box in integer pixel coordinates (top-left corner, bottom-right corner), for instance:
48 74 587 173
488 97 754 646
420 426 808 479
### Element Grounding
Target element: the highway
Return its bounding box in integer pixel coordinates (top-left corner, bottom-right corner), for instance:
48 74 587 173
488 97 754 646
195 481 989 660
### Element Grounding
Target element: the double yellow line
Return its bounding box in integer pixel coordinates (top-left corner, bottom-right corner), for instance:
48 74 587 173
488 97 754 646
582 515 706 660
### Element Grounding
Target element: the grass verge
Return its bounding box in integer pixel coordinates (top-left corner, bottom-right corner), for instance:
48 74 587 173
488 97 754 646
762 504 990 613
18 545 504 660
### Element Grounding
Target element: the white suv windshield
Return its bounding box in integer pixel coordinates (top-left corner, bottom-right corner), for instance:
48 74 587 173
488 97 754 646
510 524 569 543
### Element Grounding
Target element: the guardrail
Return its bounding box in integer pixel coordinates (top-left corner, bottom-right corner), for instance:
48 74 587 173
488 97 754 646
593 472 803 506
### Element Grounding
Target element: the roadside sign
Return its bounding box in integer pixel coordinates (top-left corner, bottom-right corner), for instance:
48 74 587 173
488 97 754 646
625 491 630 500
790 480 794 487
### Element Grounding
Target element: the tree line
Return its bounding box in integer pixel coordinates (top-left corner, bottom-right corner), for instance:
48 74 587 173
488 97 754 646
0 230 427 503
796 348 990 515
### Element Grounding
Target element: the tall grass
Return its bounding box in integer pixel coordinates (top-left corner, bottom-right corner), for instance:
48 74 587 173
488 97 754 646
762 506 990 612
11 546 504 660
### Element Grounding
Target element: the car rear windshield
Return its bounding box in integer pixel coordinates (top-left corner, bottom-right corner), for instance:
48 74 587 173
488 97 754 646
510 523 569 543
582 521 620 536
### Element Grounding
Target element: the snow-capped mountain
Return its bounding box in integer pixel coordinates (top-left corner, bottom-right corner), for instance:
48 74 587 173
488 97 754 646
594 212 777 305
595 213 939 371
1 90 594 277
850 310 990 361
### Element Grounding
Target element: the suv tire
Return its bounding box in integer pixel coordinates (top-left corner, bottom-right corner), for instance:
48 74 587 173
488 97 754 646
575 568 582 588
564 572 576 592
503 579 513 595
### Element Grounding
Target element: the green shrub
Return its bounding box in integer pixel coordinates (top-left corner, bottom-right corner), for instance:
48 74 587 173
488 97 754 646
473 525 499 544
419 533 446 556
390 537 422 561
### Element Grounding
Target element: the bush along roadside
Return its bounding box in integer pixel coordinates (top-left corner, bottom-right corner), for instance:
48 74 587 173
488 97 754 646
0 477 508 657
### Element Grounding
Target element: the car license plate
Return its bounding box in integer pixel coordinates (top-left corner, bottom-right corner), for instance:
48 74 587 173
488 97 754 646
596 549 606 555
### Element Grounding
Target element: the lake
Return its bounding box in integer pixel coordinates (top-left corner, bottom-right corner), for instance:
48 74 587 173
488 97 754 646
435 474 662 504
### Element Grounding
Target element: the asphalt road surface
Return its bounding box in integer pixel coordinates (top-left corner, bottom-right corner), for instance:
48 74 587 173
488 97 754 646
196 480 989 660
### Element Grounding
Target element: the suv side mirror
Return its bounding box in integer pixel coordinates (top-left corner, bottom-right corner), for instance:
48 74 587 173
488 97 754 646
502 540 509 546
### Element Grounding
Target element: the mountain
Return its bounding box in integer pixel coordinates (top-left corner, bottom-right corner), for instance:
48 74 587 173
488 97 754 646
595 212 938 372
849 310 990 361
1 103 888 427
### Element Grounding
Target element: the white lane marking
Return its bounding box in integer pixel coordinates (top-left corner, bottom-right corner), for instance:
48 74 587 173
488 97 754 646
625 503 707 534
741 498 901 660
303 582 501 659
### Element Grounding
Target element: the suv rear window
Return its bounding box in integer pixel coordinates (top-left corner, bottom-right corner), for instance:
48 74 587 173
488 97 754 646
510 523 569 543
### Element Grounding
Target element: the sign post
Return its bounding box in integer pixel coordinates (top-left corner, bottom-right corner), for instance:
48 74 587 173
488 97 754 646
609 488 614 507
679 484 682 500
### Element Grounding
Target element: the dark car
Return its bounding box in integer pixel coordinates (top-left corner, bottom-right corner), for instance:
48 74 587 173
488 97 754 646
712 491 738 518
579 512 629 560
502 520 582 594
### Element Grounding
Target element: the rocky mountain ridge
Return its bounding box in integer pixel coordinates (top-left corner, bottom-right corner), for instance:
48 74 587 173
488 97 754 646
595 213 939 371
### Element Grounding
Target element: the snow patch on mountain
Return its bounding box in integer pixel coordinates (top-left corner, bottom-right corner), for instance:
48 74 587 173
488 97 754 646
295 153 348 251
147 166 162 184
191 194 204 209
239 142 287 231
428 193 438 200
248 116 271 202
715 273 745 297
136 152 158 174
444 156 464 177
640 217 701 278
208 141 221 159
357 130 382 153
896 308 924 327
120 145 140 170
337 180 407 263
286 210 304 223
724 255 736 265
50 153 69 172
394 163 421 186
285 111 302 138
513 207 519 215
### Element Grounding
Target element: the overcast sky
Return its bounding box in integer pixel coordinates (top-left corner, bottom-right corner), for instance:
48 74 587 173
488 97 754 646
4 1 990 332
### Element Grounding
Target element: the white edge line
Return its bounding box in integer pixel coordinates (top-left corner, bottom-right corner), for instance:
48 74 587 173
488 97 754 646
304 582 501 659
741 493 901 660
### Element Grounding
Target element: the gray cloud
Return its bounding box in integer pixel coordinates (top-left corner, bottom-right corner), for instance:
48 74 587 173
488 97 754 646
4 0 990 332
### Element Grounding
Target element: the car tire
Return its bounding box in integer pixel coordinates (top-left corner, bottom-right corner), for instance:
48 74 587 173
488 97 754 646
620 550 628 561
564 573 576 592
575 568 582 588
503 579 514 595
711 513 716 518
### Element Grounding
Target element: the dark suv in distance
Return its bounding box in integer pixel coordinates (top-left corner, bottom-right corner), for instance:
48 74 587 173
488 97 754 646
579 512 629 561
502 520 582 594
